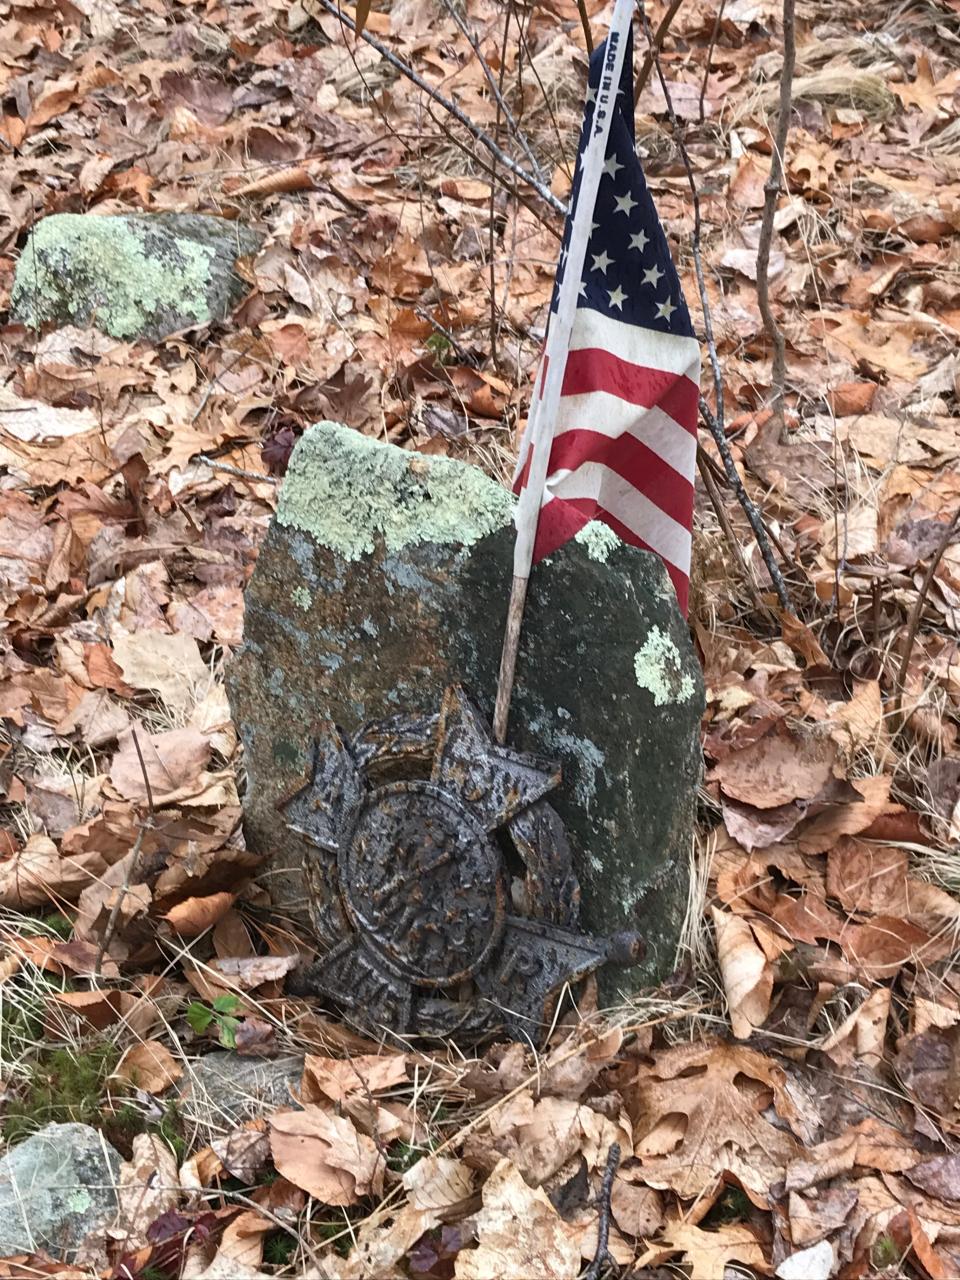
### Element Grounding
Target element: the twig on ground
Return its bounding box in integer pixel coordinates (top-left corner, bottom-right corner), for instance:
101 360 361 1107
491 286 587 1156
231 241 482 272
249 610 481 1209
755 0 796 439
584 1142 621 1280
893 506 960 725
414 309 480 367
698 399 791 608
699 0 726 123
576 0 595 53
634 0 684 99
637 0 792 610
191 339 255 423
197 455 279 484
312 0 565 215
439 0 547 185
94 727 154 979
697 445 773 618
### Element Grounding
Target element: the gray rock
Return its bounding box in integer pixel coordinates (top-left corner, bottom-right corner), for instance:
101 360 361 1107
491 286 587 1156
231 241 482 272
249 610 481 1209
11 212 262 342
227 422 704 1001
0 1122 121 1260
180 1052 304 1129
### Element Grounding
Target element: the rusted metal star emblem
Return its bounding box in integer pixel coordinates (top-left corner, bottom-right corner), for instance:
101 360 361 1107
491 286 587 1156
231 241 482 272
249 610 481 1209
279 685 642 1042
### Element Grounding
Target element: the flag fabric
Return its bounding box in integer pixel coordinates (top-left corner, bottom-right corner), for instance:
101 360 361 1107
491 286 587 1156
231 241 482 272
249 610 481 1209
513 19 700 615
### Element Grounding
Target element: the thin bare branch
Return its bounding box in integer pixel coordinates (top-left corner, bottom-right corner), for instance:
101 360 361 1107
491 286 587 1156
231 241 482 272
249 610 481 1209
583 1143 621 1280
198 455 279 484
576 0 595 54
699 399 792 609
439 0 547 186
637 0 791 609
634 0 684 99
894 507 960 725
311 0 566 215
699 0 726 123
755 0 796 439
697 444 773 618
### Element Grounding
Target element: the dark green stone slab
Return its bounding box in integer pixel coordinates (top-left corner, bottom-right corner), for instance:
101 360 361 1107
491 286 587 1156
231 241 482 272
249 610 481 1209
227 422 703 999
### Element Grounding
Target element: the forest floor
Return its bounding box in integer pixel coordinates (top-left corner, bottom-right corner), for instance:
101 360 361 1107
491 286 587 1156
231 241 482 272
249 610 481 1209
2 0 960 1275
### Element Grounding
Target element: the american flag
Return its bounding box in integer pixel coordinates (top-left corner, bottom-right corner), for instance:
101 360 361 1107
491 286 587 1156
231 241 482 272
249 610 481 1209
513 12 700 615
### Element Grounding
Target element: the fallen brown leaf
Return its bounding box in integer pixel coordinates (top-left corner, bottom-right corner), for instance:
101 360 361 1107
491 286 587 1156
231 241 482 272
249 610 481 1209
454 1159 581 1280
300 1051 409 1104
109 727 211 802
630 1039 800 1206
115 1040 183 1094
269 1104 384 1205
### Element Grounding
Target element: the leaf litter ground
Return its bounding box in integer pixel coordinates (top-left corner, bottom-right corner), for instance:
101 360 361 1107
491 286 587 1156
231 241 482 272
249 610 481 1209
1 0 960 1276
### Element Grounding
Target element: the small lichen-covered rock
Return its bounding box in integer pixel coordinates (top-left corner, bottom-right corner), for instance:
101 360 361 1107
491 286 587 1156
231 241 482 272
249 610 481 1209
180 1052 305 1128
0 1122 121 1259
227 422 704 997
11 212 262 342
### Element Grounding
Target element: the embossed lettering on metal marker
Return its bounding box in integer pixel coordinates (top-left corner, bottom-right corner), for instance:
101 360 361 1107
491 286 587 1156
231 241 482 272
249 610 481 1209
278 685 644 1042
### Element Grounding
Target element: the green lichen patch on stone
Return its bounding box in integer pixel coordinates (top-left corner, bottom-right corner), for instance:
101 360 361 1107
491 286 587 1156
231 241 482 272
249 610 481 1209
11 213 261 342
633 627 696 707
574 521 622 563
277 422 514 558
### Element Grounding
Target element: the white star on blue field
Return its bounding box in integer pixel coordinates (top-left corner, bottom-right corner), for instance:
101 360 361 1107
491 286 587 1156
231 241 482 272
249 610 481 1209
552 30 694 342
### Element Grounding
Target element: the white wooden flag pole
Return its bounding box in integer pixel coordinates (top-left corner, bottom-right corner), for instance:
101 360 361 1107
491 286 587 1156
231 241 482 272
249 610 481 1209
492 0 636 744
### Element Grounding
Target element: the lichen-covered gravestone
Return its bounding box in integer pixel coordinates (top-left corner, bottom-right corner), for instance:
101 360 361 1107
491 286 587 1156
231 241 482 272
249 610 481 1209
228 422 703 1001
11 213 262 342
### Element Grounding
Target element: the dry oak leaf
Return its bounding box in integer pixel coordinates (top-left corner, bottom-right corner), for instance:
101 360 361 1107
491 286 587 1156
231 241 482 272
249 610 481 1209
269 1105 384 1205
610 1168 664 1239
191 1210 275 1280
49 988 162 1039
109 727 211 802
163 893 237 938
301 1052 408 1104
894 1028 960 1127
454 1158 581 1280
818 986 891 1068
116 1040 184 1095
794 774 892 855
906 1153 960 1203
784 1117 919 1191
788 1185 858 1248
629 1039 801 1206
207 954 301 989
316 1204 441 1280
484 1093 631 1186
710 721 839 809
111 630 208 717
711 907 776 1039
210 1127 271 1182
403 1155 476 1211
112 1133 182 1251
636 1220 768 1280
0 834 108 909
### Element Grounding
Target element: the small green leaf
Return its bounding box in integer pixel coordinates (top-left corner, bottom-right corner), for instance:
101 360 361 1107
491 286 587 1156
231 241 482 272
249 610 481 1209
212 994 241 1016
216 1016 240 1050
186 1002 214 1034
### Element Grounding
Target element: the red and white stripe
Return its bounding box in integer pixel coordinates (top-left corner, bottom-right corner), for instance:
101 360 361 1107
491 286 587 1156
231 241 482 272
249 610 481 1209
515 308 700 614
